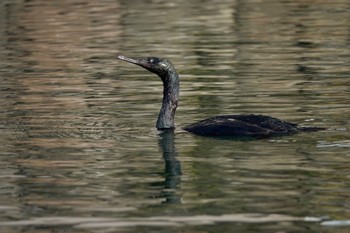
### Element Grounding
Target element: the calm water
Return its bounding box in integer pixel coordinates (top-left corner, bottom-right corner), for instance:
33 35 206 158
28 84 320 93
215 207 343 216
0 0 349 232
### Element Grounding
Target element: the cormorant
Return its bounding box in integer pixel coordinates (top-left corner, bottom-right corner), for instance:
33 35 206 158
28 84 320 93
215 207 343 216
116 54 324 138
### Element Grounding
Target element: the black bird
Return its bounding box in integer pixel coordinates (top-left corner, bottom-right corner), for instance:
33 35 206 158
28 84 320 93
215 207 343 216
116 55 324 138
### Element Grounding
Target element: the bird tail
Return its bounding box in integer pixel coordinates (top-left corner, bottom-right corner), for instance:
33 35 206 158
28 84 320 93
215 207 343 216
298 126 326 132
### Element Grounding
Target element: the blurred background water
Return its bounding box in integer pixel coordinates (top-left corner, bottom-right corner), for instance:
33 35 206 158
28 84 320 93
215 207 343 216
0 0 349 232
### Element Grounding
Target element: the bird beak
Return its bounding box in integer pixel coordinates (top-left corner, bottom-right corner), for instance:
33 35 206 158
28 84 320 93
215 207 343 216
116 54 151 69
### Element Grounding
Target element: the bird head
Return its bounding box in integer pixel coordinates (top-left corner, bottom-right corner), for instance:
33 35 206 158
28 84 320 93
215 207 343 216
116 54 176 78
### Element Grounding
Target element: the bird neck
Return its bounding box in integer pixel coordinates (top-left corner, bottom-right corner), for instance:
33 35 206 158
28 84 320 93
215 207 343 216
156 70 179 130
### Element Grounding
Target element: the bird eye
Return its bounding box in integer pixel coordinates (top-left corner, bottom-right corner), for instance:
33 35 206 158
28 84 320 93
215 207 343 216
149 58 160 64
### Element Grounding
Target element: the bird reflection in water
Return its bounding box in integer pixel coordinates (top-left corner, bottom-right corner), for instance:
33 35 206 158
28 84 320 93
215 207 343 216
158 130 182 204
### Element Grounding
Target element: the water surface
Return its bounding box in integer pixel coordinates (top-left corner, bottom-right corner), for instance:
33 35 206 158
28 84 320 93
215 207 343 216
0 0 349 232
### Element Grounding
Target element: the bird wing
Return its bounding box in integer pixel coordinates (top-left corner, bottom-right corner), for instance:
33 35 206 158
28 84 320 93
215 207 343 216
184 115 278 137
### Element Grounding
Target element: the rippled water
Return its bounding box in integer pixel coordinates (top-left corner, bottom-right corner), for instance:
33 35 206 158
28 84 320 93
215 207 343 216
0 0 349 232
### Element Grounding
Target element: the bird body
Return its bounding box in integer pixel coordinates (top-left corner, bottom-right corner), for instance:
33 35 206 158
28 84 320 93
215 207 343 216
116 54 324 138
183 114 322 138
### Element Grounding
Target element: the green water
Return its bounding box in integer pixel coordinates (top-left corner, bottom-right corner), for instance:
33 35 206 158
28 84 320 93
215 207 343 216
0 0 349 232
